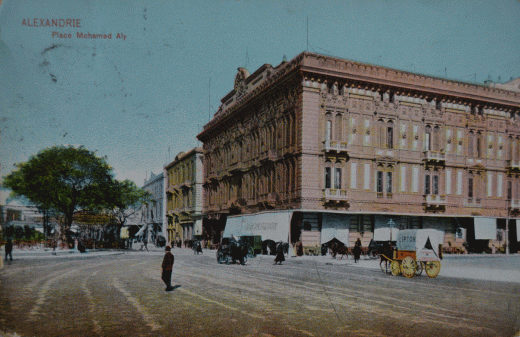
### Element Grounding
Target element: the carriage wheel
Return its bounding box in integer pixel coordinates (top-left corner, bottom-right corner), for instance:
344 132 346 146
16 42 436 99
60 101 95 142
425 261 441 278
224 255 230 265
217 252 223 264
390 260 401 276
401 256 416 278
415 261 424 276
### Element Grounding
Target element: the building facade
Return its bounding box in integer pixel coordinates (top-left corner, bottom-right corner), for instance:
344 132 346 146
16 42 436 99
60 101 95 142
164 148 204 246
141 172 164 243
197 52 520 254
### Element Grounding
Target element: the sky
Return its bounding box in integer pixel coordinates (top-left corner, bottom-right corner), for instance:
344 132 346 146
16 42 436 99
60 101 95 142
0 0 519 187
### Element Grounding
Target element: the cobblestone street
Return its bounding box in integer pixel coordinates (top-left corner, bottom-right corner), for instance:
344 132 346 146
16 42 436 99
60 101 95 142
1 250 520 336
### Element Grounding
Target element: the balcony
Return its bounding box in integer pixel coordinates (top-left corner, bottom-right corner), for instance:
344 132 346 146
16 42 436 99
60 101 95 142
511 199 520 210
375 149 395 158
424 195 446 209
464 198 482 207
323 140 348 154
507 160 520 172
323 189 349 201
423 151 445 163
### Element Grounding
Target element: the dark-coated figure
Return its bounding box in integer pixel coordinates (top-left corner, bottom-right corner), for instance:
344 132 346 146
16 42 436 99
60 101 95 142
4 238 13 261
274 242 285 265
161 246 174 291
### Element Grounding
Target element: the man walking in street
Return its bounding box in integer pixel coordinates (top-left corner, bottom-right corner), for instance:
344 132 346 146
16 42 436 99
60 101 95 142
161 246 174 291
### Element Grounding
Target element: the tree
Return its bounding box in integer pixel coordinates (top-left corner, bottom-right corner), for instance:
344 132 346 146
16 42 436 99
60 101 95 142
3 145 114 241
106 179 152 241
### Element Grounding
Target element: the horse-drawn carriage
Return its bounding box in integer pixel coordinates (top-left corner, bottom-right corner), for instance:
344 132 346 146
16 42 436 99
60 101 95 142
382 229 442 278
217 237 248 265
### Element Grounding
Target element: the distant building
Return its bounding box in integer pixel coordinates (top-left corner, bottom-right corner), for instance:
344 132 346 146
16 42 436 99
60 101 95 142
197 52 520 255
141 172 164 244
164 148 204 246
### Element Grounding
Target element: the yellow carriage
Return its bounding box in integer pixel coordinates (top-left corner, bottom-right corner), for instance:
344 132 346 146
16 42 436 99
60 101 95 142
389 229 442 278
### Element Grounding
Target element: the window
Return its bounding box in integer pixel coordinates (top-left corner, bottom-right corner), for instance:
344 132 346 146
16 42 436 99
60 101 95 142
508 180 512 200
425 125 432 151
335 114 342 141
425 173 439 195
387 124 394 149
325 167 331 189
386 172 392 193
476 133 483 158
334 168 342 189
325 120 332 141
468 132 475 157
377 171 383 193
433 175 439 195
327 82 334 94
433 127 440 152
468 177 474 198
424 175 431 195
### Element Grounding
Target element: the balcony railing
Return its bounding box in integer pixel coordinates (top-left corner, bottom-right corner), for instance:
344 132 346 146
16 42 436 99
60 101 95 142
423 151 445 162
464 198 482 207
511 199 520 210
323 189 349 200
375 149 395 157
507 160 520 171
424 194 446 205
323 140 348 153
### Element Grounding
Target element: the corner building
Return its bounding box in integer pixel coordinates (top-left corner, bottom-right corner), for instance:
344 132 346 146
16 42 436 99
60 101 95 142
164 148 204 247
197 52 520 254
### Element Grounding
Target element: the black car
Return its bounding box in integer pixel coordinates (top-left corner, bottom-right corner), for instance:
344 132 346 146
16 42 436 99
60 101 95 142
217 237 248 265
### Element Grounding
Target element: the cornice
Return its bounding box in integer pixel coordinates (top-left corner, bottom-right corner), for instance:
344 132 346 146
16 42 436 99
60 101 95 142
300 52 520 109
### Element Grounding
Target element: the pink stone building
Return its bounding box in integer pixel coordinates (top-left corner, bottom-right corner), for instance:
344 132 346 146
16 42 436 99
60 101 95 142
197 52 520 254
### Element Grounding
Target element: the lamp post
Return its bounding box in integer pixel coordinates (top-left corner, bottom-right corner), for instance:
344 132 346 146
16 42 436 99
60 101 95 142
506 205 510 255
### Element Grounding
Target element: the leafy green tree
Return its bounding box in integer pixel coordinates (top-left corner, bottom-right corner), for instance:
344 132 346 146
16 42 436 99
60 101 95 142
106 179 152 240
3 145 114 241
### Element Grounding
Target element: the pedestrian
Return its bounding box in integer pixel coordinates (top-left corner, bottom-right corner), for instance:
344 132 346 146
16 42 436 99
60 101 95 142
4 238 13 261
353 241 362 263
274 242 285 265
161 246 174 291
140 240 149 252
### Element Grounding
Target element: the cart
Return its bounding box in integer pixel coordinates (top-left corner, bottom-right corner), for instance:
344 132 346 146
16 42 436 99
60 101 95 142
386 229 442 278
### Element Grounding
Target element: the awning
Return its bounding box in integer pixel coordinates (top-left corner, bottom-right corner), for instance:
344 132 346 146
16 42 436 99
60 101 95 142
374 227 399 241
474 217 496 240
224 211 293 242
135 224 148 237
321 213 349 246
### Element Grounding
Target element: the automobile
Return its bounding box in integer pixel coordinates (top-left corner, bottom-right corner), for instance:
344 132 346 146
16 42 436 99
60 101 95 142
217 237 247 265
156 235 167 248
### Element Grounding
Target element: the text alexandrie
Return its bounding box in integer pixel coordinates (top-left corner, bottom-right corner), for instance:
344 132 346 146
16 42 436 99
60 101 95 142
22 18 81 28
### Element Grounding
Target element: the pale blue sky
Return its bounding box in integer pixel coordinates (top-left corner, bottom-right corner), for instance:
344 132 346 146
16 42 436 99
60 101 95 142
1 0 519 186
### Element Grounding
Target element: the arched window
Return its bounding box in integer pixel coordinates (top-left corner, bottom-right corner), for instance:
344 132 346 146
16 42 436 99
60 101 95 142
386 121 394 149
325 113 332 141
468 131 475 157
433 126 440 152
377 119 385 147
425 125 432 151
335 114 342 141
476 132 483 158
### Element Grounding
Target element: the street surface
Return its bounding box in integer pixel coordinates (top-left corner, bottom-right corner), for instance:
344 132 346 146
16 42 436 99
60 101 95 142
1 248 520 337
